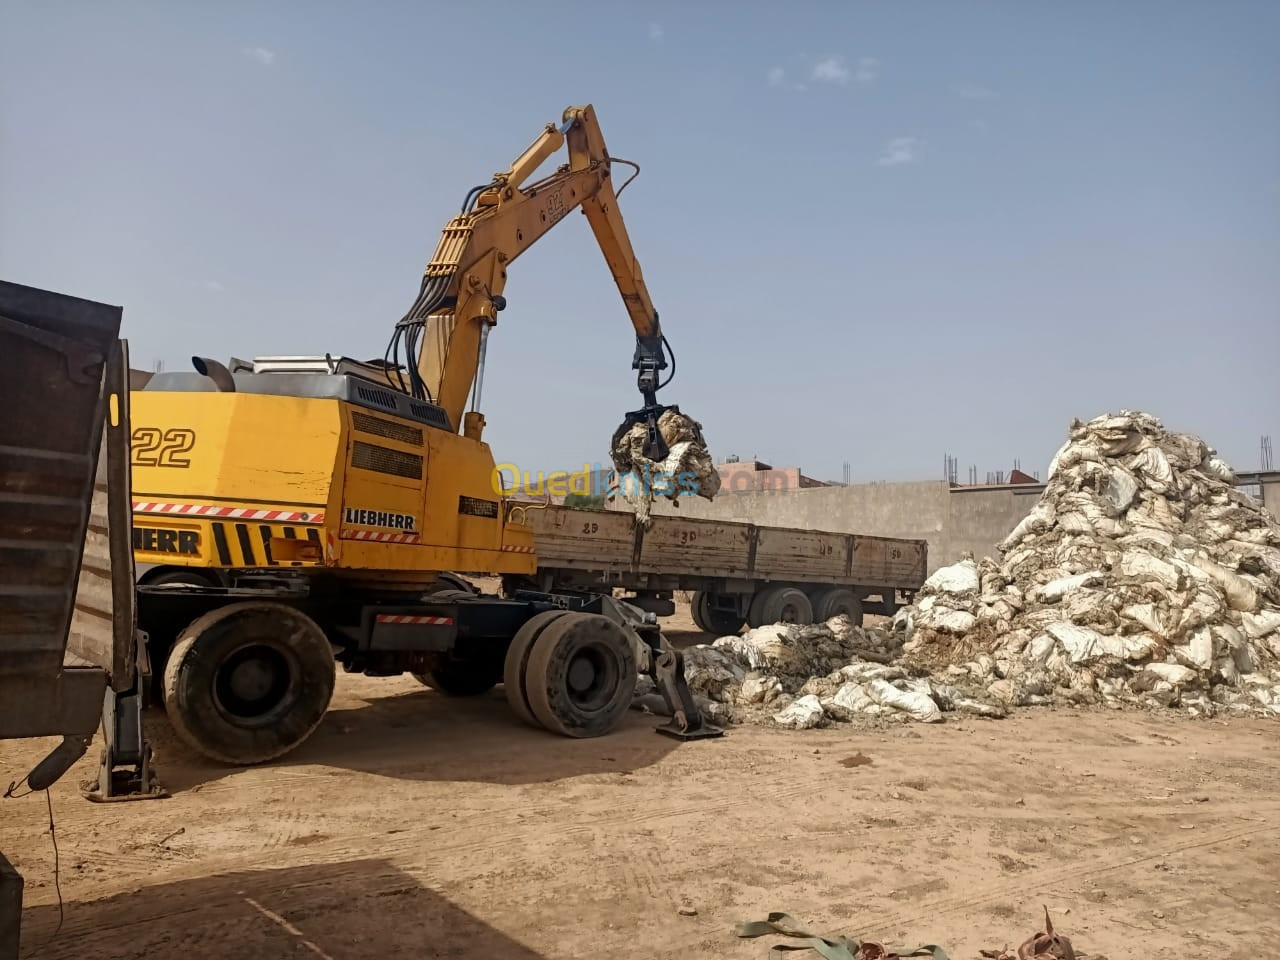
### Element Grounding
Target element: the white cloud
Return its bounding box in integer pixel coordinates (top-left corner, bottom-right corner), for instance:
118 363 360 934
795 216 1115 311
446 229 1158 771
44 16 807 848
855 57 880 83
242 46 275 66
811 56 851 85
648 22 663 41
877 137 921 167
767 66 786 87
205 280 225 292
954 83 996 100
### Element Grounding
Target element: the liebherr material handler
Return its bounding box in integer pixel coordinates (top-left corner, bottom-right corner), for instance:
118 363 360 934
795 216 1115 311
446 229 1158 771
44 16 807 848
130 104 718 764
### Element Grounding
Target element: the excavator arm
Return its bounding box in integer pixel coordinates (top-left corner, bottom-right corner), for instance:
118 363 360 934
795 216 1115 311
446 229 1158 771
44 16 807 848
398 104 670 450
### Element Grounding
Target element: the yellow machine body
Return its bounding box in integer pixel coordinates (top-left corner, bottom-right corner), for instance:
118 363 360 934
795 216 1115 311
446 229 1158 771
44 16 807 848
130 103 662 590
128 390 535 585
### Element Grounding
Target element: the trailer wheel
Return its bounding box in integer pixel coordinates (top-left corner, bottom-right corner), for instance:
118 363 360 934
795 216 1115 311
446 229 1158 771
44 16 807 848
748 586 814 627
689 590 711 632
163 602 334 765
410 589 488 691
811 587 864 626
692 591 746 636
415 655 500 696
503 610 570 727
525 612 637 738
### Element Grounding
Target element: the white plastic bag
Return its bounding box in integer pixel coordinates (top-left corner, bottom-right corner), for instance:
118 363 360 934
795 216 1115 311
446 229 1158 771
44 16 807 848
821 682 877 721
773 694 826 729
922 560 980 597
867 679 943 723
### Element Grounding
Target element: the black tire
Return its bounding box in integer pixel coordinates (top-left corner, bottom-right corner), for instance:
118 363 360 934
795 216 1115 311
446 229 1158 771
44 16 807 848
411 589 483 689
811 587 864 626
141 568 224 589
422 588 475 602
748 586 814 627
434 573 477 595
503 610 570 727
163 602 335 765
525 612 637 738
695 591 746 635
414 656 500 696
689 590 712 632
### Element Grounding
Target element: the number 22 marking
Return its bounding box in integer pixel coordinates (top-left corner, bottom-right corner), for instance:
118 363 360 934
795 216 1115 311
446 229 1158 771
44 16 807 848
132 427 196 468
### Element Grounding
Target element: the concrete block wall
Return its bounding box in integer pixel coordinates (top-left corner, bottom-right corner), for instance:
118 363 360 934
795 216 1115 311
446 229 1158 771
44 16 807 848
642 480 960 572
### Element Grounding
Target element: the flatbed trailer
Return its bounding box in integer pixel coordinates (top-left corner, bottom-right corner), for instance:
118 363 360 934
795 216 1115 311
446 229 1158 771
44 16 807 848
511 505 928 634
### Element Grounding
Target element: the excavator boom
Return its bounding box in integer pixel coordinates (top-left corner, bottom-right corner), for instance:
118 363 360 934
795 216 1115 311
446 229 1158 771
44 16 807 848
397 105 670 451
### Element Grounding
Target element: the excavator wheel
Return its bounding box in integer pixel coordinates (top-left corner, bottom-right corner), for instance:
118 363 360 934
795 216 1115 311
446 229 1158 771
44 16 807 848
163 602 334 765
692 590 746 636
810 587 864 626
140 567 226 589
503 610 571 728
433 573 478 595
524 612 637 738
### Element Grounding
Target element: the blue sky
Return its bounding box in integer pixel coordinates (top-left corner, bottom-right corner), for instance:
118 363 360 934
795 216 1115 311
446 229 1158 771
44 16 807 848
3 2 1277 483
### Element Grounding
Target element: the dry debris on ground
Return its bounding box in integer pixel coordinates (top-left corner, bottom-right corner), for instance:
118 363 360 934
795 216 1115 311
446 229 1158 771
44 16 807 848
661 411 1280 728
735 906 1080 959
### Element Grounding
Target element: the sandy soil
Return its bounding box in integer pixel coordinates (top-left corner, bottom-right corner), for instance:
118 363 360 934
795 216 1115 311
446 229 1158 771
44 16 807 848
4 618 1279 959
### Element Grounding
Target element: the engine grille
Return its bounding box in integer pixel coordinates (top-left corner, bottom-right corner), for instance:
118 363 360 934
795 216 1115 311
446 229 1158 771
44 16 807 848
351 441 423 480
351 411 423 446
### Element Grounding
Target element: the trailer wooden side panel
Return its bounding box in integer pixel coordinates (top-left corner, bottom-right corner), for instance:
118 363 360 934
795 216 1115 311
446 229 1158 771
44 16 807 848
526 506 635 570
525 505 928 596
636 515 751 577
751 527 850 582
850 535 928 589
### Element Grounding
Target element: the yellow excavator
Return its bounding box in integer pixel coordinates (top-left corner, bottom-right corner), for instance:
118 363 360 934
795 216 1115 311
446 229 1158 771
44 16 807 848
129 104 719 764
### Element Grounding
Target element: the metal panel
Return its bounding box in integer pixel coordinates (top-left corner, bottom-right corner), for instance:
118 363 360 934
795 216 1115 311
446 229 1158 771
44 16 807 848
850 535 928 588
751 527 850 582
636 515 751 577
143 370 453 431
0 667 107 738
526 506 636 569
0 852 21 960
67 341 136 689
0 281 121 679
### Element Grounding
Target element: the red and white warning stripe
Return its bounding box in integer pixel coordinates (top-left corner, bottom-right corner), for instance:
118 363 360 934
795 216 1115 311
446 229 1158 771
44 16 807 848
133 501 325 524
375 614 454 625
340 528 420 544
501 544 536 553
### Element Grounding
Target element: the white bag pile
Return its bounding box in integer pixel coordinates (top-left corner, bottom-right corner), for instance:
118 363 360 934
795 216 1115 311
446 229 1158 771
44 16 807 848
894 411 1280 717
668 616 997 727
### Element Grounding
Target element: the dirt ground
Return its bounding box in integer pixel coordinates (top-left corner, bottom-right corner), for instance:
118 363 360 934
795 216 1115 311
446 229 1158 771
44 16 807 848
4 607 1279 959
